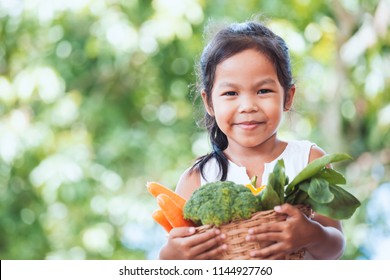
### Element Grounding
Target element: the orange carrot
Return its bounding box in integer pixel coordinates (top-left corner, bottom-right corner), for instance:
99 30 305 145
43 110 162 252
146 181 186 209
152 208 173 233
157 194 195 228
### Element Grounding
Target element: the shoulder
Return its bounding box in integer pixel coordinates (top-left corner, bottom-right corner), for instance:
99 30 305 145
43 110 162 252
286 140 325 163
175 167 201 200
308 145 326 163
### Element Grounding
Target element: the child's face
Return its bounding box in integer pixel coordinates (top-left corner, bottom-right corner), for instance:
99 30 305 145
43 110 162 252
202 48 294 149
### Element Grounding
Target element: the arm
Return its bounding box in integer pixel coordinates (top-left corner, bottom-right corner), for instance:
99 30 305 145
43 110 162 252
305 211 345 259
175 167 202 200
158 168 226 259
304 146 345 259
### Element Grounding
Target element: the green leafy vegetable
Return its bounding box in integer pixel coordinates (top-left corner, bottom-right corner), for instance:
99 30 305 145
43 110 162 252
272 159 288 203
300 178 334 204
260 159 287 210
304 184 361 219
284 152 360 220
260 177 282 210
285 153 352 196
315 168 346 185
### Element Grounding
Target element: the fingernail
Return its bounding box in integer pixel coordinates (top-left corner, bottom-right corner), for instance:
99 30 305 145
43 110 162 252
274 205 282 212
248 228 254 234
246 235 251 241
189 227 195 234
220 233 226 239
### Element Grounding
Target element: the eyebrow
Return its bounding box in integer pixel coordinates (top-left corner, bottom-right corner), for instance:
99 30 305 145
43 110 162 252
217 78 278 88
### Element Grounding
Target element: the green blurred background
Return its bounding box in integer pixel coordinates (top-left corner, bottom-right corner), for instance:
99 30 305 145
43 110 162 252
0 0 389 260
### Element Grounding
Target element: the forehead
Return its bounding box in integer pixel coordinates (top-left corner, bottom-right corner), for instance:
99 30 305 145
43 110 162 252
214 49 277 84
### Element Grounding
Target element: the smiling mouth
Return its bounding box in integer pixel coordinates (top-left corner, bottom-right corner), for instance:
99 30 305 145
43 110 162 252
235 121 264 130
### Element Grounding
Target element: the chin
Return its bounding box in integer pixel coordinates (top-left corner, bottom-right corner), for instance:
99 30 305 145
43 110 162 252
238 141 265 148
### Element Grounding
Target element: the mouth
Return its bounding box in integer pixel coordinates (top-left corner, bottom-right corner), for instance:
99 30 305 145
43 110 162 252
234 121 265 130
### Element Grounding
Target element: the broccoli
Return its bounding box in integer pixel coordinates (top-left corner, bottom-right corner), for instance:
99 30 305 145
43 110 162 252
183 181 262 226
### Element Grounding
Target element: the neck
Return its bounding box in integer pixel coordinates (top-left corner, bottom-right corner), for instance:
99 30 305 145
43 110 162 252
228 133 279 156
226 134 287 164
223 134 287 181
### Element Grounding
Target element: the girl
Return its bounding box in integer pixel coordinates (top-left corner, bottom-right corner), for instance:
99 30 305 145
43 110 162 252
159 21 345 260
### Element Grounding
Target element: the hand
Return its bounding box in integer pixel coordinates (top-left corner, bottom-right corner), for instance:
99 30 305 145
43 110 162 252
160 226 227 260
246 204 313 259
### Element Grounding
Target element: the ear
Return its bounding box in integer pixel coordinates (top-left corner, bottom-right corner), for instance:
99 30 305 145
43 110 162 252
201 90 214 116
284 85 295 111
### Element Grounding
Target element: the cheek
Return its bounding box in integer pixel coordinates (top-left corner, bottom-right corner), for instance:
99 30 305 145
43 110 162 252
213 105 232 128
262 99 284 122
269 104 283 117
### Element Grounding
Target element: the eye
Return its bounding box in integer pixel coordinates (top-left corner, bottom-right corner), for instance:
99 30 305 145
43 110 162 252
257 89 272 95
223 91 238 96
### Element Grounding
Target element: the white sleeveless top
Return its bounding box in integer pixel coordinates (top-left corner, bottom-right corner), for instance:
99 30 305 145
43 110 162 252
200 140 315 186
199 139 316 260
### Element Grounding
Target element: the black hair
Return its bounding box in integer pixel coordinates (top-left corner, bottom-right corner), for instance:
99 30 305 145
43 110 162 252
191 21 294 181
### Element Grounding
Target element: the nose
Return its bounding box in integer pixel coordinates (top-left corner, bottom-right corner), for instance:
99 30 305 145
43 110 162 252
238 95 258 113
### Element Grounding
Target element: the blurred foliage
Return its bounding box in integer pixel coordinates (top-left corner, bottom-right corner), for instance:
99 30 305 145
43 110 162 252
0 0 389 260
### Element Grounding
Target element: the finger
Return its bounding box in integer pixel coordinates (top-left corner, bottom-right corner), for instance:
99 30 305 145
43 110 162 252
189 230 226 255
186 228 223 247
193 241 227 259
247 221 284 235
168 226 196 238
249 242 286 259
246 231 284 243
274 203 300 217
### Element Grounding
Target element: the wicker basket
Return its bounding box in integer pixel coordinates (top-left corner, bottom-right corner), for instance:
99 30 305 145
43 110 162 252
196 205 313 260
